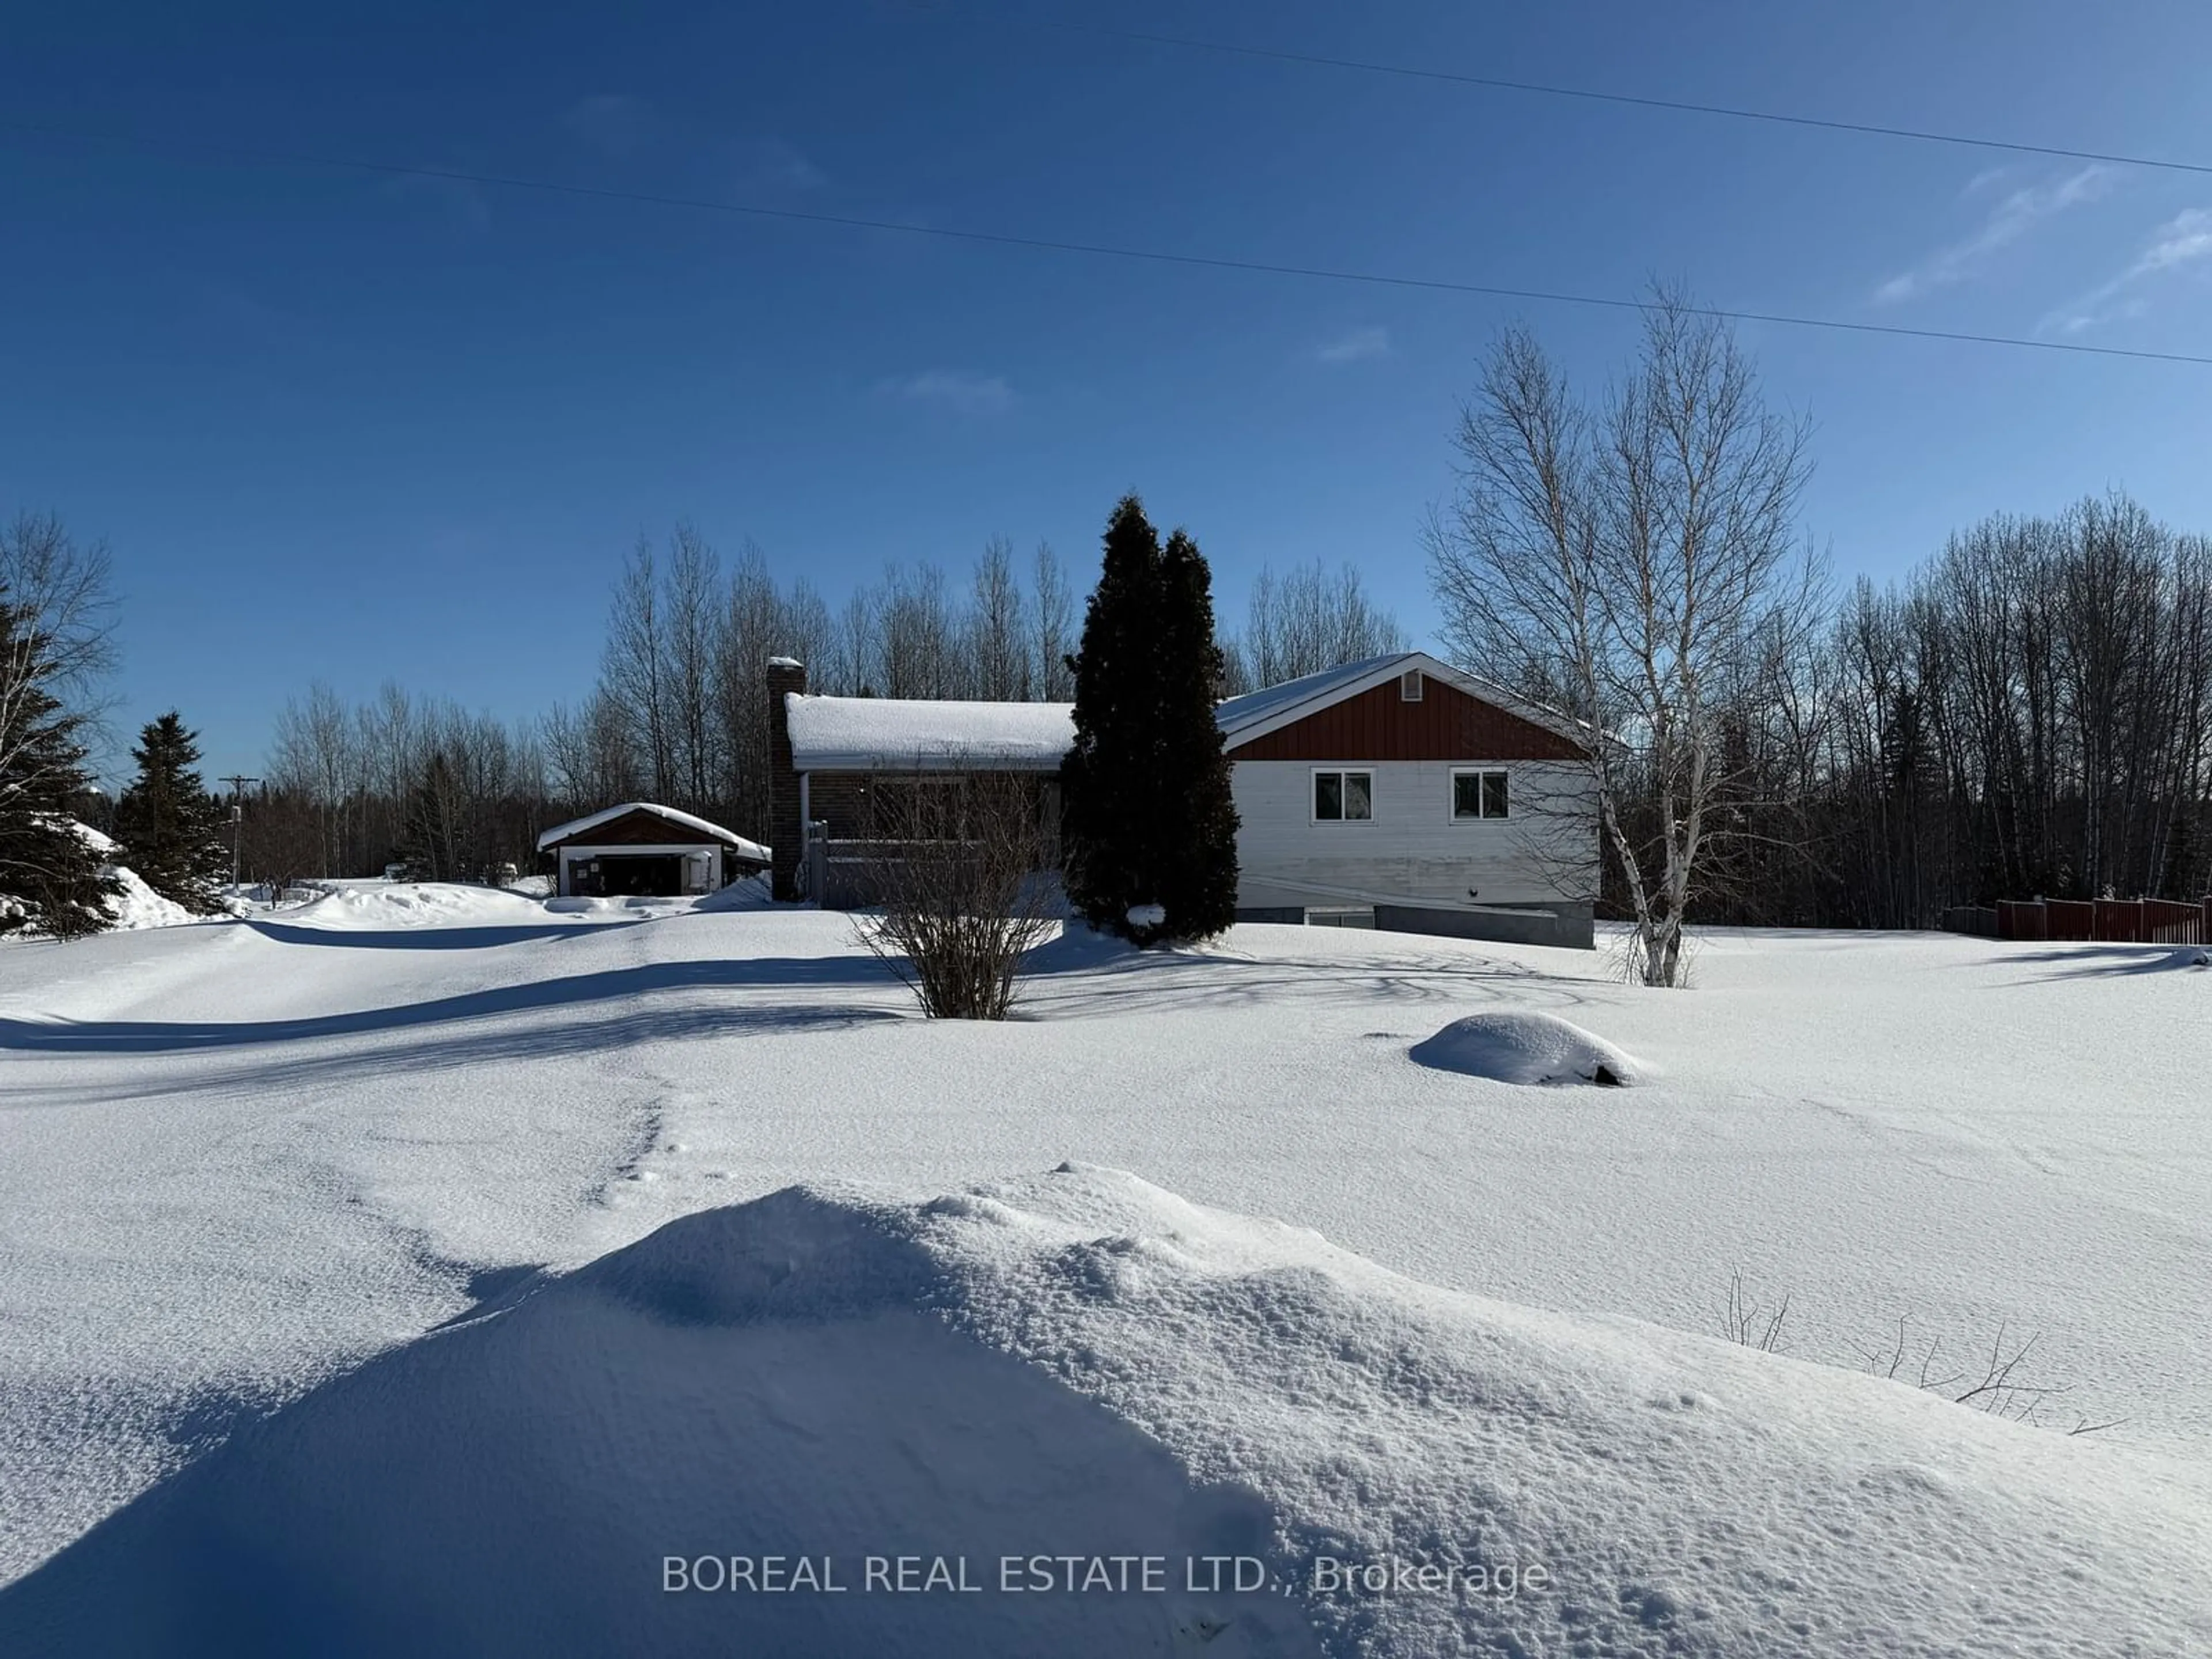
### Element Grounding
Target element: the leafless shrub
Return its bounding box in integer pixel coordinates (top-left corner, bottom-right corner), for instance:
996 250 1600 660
1718 1267 1791 1353
853 762 1062 1020
1855 1316 2124 1435
1720 1275 2122 1435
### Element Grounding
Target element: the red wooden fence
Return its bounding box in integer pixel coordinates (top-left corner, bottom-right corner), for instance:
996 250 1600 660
1977 896 2211 945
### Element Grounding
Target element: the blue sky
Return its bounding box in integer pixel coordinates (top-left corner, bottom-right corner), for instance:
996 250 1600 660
4 0 2210 783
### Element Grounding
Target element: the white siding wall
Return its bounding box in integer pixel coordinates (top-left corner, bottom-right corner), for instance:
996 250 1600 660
1229 760 1597 911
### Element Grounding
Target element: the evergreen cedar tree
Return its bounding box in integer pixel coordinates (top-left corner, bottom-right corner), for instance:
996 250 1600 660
0 588 118 939
1062 495 1240 945
115 711 230 914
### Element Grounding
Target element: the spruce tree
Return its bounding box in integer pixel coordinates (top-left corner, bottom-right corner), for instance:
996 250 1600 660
1149 528 1240 938
114 711 230 912
1062 495 1162 937
1062 496 1239 945
0 590 117 938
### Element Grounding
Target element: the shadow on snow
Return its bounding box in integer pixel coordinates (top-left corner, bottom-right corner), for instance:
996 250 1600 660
0 958 907 1055
0 1192 1321 1659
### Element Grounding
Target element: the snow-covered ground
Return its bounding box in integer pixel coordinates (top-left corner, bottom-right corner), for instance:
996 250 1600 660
1 890 2207 1654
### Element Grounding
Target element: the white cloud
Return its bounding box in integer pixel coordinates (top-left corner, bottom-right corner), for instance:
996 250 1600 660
1314 325 1391 364
876 371 1017 415
1874 164 2114 305
2040 207 2212 334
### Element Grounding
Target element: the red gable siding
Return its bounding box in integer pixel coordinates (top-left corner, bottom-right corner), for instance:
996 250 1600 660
1226 676 1582 762
544 808 734 849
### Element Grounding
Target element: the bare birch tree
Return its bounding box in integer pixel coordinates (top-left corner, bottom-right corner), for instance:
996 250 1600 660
1427 293 1815 985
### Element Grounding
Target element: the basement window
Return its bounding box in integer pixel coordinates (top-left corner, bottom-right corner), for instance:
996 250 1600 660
1452 768 1510 820
1400 669 1423 701
1314 770 1373 823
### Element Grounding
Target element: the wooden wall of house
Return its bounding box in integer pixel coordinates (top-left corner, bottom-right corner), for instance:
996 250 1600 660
803 771 1060 845
1227 676 1581 763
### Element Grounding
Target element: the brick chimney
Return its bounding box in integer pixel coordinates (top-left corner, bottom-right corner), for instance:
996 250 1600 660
766 657 807 899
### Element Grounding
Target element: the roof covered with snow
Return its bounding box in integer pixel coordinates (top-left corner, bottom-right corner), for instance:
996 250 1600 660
535 802 769 861
785 656 1589 774
786 695 1077 771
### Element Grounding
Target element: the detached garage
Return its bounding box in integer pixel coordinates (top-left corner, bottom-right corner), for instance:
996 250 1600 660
536 802 771 899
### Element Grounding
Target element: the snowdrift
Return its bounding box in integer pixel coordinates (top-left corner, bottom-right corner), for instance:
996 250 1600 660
104 863 195 931
1410 1010 1646 1086
292 882 565 930
3 1167 2205 1658
8 820 199 933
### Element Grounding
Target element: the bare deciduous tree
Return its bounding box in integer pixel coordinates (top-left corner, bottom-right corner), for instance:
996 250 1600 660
968 536 1031 700
664 523 723 812
0 513 118 834
0 512 118 700
1427 292 1817 985
1232 558 1408 690
603 536 675 800
1032 541 1075 700
268 680 360 876
877 562 959 699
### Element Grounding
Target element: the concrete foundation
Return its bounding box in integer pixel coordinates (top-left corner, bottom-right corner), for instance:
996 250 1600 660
1374 902 1594 950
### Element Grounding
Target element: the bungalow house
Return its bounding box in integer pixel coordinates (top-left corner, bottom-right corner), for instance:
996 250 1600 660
765 652 1597 948
536 802 771 899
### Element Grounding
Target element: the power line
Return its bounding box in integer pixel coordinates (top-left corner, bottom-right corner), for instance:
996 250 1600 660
902 3 2212 181
6 117 2210 367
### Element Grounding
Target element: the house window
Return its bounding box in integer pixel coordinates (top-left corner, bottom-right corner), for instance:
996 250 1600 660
1400 669 1423 702
1452 768 1510 820
1314 770 1373 822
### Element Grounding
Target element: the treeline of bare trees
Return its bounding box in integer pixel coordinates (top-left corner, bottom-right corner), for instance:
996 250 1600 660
1762 497 2212 925
252 527 1407 880
1555 491 2212 933
246 683 552 884
1538 493 2212 934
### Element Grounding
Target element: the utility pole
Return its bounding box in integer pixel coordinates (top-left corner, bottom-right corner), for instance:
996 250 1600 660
219 775 260 900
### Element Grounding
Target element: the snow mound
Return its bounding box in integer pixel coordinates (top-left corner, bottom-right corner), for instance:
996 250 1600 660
291 882 569 930
4 1168 2206 1658
103 865 194 931
692 872 774 912
1410 1010 1645 1086
13 822 198 933
67 819 119 855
